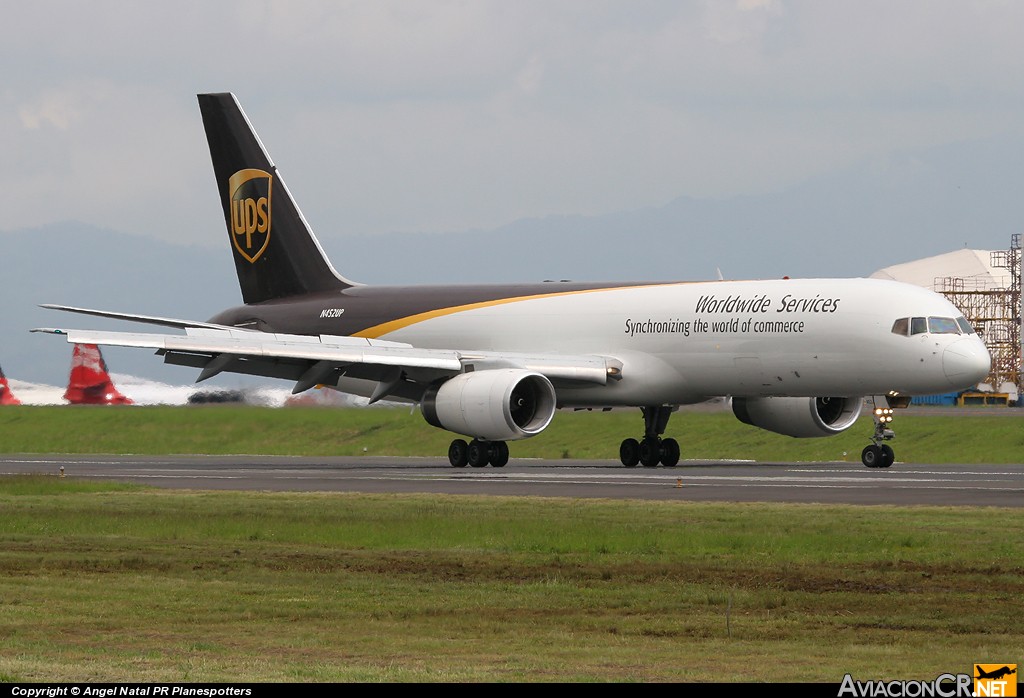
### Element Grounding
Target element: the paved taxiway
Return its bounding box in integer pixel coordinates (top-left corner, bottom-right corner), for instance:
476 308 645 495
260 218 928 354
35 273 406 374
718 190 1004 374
2 454 1022 507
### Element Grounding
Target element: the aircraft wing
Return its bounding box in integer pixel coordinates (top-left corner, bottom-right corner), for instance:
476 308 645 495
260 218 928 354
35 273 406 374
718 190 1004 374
31 325 618 402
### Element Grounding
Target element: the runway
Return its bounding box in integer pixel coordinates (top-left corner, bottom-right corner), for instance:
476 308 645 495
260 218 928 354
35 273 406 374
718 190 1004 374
2 454 1022 507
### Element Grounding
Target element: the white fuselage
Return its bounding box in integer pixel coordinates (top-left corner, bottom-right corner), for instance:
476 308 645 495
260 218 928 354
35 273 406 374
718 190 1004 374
376 277 991 407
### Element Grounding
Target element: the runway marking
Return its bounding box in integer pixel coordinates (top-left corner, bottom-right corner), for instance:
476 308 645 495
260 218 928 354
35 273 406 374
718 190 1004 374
4 461 1022 508
275 473 1020 492
6 469 1017 495
5 465 1019 486
791 468 1024 476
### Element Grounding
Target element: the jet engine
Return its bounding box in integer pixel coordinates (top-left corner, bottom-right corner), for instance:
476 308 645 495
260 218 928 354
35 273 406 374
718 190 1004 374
731 396 863 438
421 369 557 441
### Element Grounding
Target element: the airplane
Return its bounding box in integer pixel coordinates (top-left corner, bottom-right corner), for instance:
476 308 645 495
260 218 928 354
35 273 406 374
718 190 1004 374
3 345 205 406
975 666 1016 681
61 342 281 406
63 343 133 405
0 362 22 405
32 92 991 469
1 345 134 406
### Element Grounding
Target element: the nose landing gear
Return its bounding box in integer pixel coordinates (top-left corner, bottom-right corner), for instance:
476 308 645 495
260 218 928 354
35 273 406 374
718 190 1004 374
862 402 896 468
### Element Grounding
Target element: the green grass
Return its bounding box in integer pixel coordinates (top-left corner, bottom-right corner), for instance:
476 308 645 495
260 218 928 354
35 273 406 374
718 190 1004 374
1 404 1023 462
1 476 1021 683
2 406 1022 682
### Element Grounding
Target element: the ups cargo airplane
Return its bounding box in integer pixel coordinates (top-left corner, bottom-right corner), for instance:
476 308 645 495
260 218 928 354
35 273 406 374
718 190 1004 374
34 93 991 469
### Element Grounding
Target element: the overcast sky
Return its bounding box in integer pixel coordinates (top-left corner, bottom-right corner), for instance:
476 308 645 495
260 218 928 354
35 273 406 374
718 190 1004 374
3 0 1024 250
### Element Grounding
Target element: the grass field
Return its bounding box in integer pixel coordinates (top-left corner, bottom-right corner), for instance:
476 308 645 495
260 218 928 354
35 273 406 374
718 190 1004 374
1 476 1022 683
1 405 1022 683
1 403 1023 463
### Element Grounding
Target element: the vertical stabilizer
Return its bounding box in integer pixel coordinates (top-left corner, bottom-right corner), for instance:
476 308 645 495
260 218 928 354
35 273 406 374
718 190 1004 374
197 92 353 304
0 363 21 405
63 344 133 405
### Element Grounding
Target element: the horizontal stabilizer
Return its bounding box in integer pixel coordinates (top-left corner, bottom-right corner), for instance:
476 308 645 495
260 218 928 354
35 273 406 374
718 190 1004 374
40 304 240 331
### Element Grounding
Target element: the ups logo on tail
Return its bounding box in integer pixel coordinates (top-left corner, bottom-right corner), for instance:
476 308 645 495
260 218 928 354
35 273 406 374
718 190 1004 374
228 168 273 263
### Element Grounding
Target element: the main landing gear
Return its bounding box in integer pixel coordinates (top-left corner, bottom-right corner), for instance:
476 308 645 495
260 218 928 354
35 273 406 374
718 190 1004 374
861 402 896 468
448 438 509 468
619 405 680 467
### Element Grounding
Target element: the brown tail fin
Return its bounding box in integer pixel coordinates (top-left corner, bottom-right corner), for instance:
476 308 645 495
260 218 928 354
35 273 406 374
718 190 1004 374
198 93 354 304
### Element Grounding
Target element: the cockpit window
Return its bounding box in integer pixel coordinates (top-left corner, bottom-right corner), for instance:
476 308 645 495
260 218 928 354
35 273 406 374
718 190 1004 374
929 317 960 334
892 315 968 336
956 316 976 335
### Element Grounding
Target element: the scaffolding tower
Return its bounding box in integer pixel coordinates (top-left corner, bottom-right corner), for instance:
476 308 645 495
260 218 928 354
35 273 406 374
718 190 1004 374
935 233 1022 399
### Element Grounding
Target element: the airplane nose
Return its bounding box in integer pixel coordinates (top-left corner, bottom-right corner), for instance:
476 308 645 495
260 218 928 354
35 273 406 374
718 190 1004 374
943 338 991 387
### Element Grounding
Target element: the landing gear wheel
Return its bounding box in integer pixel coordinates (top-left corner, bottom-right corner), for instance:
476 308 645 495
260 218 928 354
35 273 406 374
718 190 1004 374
490 441 510 468
861 444 881 468
639 438 661 467
879 444 894 468
467 440 490 467
661 438 680 467
448 439 468 468
620 405 679 467
619 438 640 467
863 398 899 469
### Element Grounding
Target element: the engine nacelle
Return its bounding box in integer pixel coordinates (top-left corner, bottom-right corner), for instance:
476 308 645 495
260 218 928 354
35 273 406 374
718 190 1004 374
421 369 557 441
732 396 863 438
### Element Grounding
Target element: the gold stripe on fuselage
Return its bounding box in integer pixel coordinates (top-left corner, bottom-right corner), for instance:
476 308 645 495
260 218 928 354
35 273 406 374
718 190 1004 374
351 282 686 339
